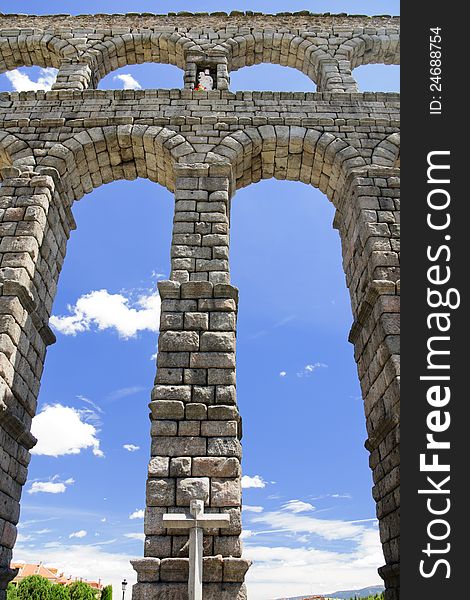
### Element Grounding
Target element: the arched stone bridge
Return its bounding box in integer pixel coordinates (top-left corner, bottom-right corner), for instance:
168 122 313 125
0 11 400 600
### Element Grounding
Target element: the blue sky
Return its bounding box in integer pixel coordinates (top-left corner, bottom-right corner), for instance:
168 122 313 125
0 1 400 16
0 1 399 597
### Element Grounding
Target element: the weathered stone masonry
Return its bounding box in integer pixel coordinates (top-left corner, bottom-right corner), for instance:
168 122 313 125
0 11 400 600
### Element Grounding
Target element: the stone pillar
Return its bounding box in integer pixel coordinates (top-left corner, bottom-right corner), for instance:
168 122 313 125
0 166 75 598
316 57 359 92
132 163 249 599
184 61 198 90
51 60 94 91
335 166 400 600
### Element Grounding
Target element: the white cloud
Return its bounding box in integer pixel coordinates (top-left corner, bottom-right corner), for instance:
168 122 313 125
123 444 140 452
282 500 316 514
296 362 328 377
241 475 267 489
124 533 145 541
69 530 87 539
5 67 58 92
28 477 74 495
31 404 103 458
279 371 287 377
28 482 66 495
240 530 254 539
113 74 142 90
243 505 264 513
50 289 160 339
129 509 144 520
244 535 383 600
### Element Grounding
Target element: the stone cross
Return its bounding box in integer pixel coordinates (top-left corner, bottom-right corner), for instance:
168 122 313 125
163 500 230 600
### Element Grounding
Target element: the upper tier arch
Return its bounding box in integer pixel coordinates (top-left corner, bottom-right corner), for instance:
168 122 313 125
221 33 332 88
335 33 400 67
0 34 76 74
82 32 200 83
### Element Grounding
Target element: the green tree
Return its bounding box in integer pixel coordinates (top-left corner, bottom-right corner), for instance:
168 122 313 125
17 575 52 600
100 585 112 600
6 583 18 600
49 584 71 599
68 581 95 600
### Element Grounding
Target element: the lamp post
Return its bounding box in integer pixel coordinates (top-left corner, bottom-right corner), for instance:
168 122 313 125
121 578 128 600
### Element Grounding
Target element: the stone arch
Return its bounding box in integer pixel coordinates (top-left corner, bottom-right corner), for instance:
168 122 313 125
37 125 195 203
335 33 400 68
0 32 77 74
207 128 399 598
372 133 400 168
82 32 201 83
209 126 367 205
222 32 333 88
0 132 35 179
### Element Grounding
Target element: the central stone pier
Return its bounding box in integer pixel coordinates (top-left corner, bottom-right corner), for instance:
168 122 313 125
131 274 251 600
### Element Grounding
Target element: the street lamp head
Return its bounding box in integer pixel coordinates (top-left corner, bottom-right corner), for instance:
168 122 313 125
122 579 128 591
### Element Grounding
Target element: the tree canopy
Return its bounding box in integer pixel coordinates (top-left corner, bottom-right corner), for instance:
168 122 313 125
68 581 95 600
16 575 52 600
49 584 70 599
100 585 112 600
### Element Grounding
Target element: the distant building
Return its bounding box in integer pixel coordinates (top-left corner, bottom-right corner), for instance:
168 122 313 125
11 562 104 591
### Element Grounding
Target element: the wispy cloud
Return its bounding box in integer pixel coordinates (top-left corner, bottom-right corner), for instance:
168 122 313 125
113 74 142 90
123 444 140 453
250 509 373 542
5 67 57 91
76 396 104 427
243 505 264 513
50 289 160 339
248 315 296 341
241 475 267 489
107 386 146 401
129 509 144 520
296 362 328 377
124 533 145 541
31 404 104 458
279 371 287 377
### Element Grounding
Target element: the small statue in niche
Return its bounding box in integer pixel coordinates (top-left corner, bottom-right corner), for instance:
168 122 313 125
194 68 214 91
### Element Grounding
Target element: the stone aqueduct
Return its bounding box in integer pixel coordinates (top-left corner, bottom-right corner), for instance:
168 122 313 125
0 11 400 600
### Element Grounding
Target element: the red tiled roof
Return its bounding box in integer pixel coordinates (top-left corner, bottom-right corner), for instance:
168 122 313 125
12 562 61 583
11 563 103 590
